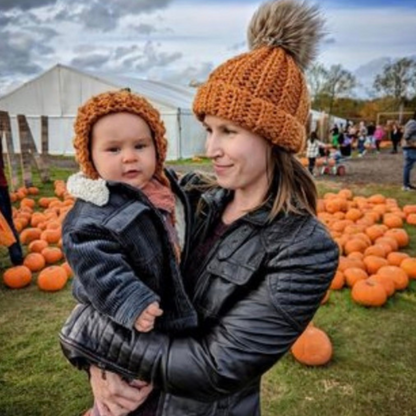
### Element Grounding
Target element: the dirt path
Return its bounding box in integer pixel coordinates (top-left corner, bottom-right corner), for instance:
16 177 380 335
50 150 412 187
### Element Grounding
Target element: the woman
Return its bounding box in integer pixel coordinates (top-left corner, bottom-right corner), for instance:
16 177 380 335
60 1 339 415
390 122 402 154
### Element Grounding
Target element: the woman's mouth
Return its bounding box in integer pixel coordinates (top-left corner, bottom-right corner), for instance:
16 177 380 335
213 164 232 175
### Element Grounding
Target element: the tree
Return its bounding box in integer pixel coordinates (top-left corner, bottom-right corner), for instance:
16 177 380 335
323 64 357 117
306 63 357 116
373 58 416 122
306 63 328 105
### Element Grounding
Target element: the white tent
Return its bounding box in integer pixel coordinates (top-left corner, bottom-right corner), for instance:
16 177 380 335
0 64 206 160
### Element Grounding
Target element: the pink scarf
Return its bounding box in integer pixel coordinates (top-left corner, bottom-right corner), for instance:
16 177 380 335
141 178 180 261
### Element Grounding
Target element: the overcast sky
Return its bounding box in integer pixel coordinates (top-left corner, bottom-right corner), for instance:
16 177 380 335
1 0 416 96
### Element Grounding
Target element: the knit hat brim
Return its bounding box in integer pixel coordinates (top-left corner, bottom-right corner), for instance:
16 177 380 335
193 80 307 153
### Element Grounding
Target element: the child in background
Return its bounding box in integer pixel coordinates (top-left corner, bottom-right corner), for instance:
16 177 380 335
306 131 325 175
62 90 197 415
374 125 385 153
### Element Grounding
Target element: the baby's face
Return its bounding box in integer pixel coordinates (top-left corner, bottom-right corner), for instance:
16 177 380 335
91 112 157 189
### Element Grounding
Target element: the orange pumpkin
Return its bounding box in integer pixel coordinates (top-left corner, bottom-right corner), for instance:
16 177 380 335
387 252 410 267
407 213 416 226
41 247 64 264
384 229 409 248
338 189 353 200
23 253 46 272
375 236 398 252
3 265 32 289
27 186 39 195
37 266 68 292
365 225 385 242
61 262 73 279
330 271 345 290
338 256 366 272
369 275 395 297
28 239 49 253
400 258 416 279
40 229 61 244
291 326 333 366
377 265 409 291
344 238 368 255
402 205 416 215
30 212 47 228
368 194 386 204
20 198 36 210
364 244 386 258
363 255 388 275
351 279 387 307
348 252 365 261
344 267 368 287
383 214 403 229
345 208 363 221
20 227 42 244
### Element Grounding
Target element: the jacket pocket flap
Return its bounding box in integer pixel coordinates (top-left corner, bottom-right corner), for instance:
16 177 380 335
104 202 149 233
207 254 263 285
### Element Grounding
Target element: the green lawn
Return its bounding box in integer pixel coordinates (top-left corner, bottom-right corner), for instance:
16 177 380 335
1 167 416 416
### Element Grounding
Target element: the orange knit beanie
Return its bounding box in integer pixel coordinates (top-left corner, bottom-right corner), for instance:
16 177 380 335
193 0 325 153
73 89 169 186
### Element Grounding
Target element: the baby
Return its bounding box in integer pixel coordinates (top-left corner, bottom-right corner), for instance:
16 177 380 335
62 89 197 336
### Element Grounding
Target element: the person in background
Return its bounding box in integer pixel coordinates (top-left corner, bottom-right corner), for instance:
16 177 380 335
60 2 339 415
367 122 376 151
0 138 23 266
390 122 402 154
357 121 367 157
373 124 385 153
306 131 324 175
402 110 416 191
340 133 352 158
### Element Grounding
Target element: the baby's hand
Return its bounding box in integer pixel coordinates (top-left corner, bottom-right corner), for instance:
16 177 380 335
134 302 163 332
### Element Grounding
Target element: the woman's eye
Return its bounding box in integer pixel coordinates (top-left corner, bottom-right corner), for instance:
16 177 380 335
223 128 236 135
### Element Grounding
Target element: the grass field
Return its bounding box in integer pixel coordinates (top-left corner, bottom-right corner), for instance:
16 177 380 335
1 166 415 416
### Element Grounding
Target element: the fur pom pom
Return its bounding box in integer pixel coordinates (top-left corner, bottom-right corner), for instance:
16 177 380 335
247 0 325 71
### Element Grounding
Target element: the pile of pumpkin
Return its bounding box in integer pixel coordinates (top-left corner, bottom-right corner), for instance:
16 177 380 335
2 180 74 292
291 189 416 367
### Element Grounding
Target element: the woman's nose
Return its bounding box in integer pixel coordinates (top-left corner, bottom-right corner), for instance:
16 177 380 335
205 134 221 158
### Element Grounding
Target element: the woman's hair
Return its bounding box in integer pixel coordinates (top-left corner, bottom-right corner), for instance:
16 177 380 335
266 147 317 220
189 145 317 220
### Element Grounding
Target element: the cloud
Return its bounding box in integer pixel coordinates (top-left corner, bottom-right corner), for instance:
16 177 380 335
134 41 183 72
0 31 43 76
129 23 158 35
0 0 58 11
227 41 246 51
70 53 112 70
53 0 174 32
149 61 214 86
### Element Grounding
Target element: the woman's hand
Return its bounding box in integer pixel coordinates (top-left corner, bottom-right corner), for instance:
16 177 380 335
90 365 153 416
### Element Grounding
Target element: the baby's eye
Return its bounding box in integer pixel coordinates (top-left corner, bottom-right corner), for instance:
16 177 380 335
107 147 120 153
135 143 146 149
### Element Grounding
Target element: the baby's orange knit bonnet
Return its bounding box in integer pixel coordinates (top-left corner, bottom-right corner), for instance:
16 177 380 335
73 89 169 186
